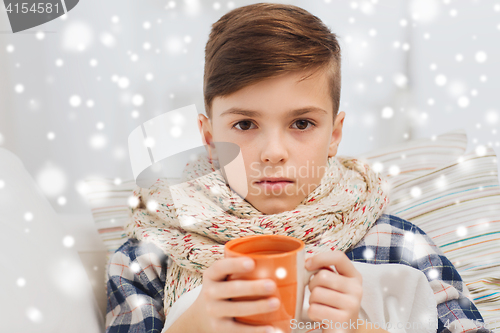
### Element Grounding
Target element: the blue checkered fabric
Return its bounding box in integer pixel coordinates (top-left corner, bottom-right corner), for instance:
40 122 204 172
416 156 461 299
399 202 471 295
105 213 492 333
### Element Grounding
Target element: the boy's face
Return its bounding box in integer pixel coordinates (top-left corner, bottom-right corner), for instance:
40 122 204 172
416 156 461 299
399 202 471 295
198 68 345 215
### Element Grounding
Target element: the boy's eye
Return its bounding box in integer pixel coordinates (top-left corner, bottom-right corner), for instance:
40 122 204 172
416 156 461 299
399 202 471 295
293 119 314 130
232 119 316 131
233 120 255 131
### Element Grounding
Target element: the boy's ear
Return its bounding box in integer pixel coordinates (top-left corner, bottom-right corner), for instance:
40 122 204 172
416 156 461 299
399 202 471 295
328 111 346 158
197 114 215 158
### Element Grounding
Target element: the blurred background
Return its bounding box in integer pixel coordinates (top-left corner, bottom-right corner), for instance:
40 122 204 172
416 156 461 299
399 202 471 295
1 0 499 216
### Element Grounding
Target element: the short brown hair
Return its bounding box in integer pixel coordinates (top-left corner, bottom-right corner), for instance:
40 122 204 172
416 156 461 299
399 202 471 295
203 2 342 123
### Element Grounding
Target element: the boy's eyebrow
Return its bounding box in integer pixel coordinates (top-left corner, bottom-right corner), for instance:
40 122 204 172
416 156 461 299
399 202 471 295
219 106 328 118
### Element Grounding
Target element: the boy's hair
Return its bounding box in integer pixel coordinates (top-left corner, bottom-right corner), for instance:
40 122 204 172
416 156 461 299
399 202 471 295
203 2 342 123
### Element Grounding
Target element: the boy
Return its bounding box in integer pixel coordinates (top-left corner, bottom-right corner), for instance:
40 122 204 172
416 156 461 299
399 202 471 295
105 3 490 333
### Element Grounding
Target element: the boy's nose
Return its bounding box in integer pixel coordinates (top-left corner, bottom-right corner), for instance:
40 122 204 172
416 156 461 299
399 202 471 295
260 132 289 164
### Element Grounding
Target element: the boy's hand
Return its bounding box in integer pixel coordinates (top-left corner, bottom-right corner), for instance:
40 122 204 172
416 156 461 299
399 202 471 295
305 251 363 333
191 257 278 333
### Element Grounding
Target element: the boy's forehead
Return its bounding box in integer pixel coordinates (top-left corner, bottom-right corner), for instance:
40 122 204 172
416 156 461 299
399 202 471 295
218 106 328 119
212 69 332 118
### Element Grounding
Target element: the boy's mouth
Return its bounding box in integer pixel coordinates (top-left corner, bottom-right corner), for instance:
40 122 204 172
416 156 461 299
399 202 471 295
255 177 294 184
255 178 294 191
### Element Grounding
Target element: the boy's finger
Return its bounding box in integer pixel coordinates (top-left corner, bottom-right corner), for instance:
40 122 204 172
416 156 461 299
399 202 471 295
214 296 280 317
309 272 359 296
306 251 360 280
218 317 275 333
204 257 255 281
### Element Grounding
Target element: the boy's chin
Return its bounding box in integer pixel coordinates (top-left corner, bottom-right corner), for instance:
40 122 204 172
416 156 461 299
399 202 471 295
246 196 301 215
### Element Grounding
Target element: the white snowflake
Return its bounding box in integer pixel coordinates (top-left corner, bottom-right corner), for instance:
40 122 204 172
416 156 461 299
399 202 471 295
435 175 447 189
456 226 467 237
63 235 75 248
17 277 26 287
427 269 438 280
14 84 24 93
388 165 400 176
410 186 422 198
381 107 394 119
69 95 81 107
100 32 116 48
475 51 487 63
393 73 408 87
57 196 67 205
128 195 140 208
275 267 287 279
372 162 384 173
35 31 45 40
90 134 107 149
475 145 487 156
147 199 159 211
457 96 470 108
363 248 375 259
24 212 34 221
62 22 93 52
435 74 447 86
118 77 130 89
404 231 414 242
132 94 144 106
485 110 498 124
26 307 43 323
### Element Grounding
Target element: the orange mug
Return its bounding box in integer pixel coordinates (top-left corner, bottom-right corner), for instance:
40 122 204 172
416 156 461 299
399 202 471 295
224 234 336 333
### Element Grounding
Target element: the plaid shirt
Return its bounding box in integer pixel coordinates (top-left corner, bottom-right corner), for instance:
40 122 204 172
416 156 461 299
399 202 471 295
105 213 492 333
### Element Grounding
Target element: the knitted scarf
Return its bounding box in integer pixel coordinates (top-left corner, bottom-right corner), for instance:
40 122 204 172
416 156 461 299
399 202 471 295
124 153 390 319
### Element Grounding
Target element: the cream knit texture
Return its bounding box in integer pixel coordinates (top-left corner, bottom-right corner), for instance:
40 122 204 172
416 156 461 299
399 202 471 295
125 153 390 318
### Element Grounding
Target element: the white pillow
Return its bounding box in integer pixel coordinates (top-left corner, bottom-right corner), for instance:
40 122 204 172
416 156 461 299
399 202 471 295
358 128 468 185
0 148 104 333
386 149 500 328
359 129 500 330
82 177 146 271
